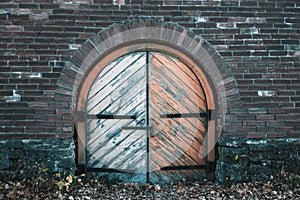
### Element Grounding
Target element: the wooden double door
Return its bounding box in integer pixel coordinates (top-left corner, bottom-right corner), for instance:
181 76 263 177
85 51 209 184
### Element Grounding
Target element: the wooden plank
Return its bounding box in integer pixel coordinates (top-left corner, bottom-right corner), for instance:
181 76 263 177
85 51 209 184
149 52 207 183
87 53 146 114
86 52 147 183
150 52 206 113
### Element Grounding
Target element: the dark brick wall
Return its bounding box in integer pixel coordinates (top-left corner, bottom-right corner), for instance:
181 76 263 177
0 0 299 180
0 0 299 139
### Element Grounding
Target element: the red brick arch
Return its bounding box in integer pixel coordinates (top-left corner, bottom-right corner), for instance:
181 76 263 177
57 19 240 164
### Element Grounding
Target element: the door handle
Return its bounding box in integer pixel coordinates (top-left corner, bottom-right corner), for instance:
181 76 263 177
95 114 136 120
121 126 153 130
121 126 159 138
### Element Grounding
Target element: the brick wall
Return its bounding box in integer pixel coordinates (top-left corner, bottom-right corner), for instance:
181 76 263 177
0 0 299 181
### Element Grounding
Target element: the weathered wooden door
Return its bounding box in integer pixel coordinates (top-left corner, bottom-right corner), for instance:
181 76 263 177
86 51 208 184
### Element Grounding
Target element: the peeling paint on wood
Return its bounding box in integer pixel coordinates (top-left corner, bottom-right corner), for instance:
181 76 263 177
86 52 208 184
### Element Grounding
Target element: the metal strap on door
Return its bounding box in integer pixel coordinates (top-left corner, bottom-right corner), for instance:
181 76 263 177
85 51 209 184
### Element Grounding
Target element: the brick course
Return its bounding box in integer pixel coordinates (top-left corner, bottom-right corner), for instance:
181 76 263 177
0 0 299 182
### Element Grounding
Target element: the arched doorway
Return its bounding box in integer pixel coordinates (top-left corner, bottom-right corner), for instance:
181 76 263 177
78 50 213 184
55 19 241 185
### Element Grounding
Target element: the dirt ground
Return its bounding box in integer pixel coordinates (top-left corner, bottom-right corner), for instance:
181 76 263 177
1 171 299 200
